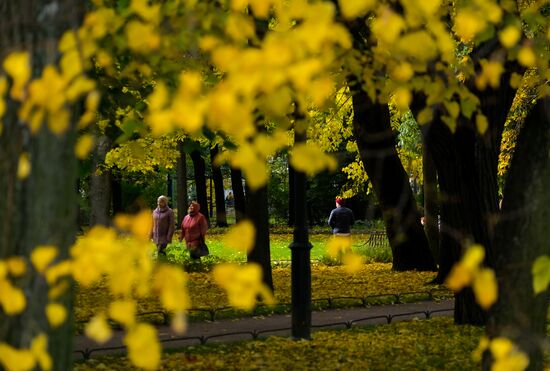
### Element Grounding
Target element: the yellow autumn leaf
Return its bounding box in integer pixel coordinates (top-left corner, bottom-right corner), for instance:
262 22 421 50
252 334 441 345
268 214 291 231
476 114 489 135
392 87 412 113
499 26 521 48
517 46 536 67
472 268 498 309
3 51 31 100
46 303 67 328
462 244 485 271
532 255 550 294
391 63 414 82
372 7 405 44
109 300 136 327
0 343 35 371
75 134 95 159
290 143 337 177
327 235 352 258
213 263 275 310
125 21 160 53
223 220 255 253
6 257 26 277
338 0 375 19
17 153 31 180
153 264 190 312
85 314 112 344
31 245 58 273
342 253 365 273
0 280 26 315
30 333 52 371
476 60 504 90
131 210 153 240
489 336 529 371
47 108 71 135
124 323 161 371
445 263 472 292
454 11 486 42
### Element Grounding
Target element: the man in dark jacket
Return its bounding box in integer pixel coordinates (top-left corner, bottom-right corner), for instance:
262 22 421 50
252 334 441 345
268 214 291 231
328 197 355 235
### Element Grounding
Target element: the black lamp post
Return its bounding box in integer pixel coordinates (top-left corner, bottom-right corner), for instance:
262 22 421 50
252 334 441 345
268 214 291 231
289 128 312 339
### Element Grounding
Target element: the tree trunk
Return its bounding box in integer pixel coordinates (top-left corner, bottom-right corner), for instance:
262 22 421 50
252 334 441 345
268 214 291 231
176 141 188 227
190 149 209 224
230 166 246 223
486 97 550 370
89 135 112 226
210 146 228 227
288 161 295 227
0 2 83 369
246 185 274 291
422 136 439 263
350 87 436 271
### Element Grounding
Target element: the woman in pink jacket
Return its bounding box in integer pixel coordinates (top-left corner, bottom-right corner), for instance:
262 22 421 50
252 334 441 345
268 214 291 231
179 201 208 259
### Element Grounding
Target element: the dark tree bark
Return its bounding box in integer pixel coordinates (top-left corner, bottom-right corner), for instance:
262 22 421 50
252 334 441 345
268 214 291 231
422 136 439 263
230 166 246 223
288 161 295 227
89 135 112 226
111 177 123 214
246 185 274 291
210 146 228 227
485 97 550 371
176 141 188 227
0 1 84 369
190 149 209 224
350 87 436 271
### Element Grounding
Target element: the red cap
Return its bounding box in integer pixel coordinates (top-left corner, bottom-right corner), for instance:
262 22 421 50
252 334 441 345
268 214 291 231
335 197 344 205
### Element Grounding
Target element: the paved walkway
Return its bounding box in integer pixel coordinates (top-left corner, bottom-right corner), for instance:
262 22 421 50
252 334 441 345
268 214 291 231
74 299 454 360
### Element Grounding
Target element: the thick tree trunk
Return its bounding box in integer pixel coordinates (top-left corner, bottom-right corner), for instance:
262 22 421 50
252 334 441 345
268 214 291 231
190 149 209 224
246 185 274 291
486 97 550 370
210 146 228 227
176 141 188 227
230 166 246 223
422 136 439 263
89 135 112 226
0 2 82 369
350 87 436 271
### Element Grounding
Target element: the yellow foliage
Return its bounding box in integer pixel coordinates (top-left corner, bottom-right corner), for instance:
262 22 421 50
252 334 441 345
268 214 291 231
223 220 256 253
109 300 136 327
472 268 497 309
17 153 31 180
532 255 550 294
45 303 67 328
454 11 486 42
290 142 337 177
0 343 35 371
75 134 95 159
517 46 536 67
338 0 375 19
476 60 504 90
391 63 414 82
213 263 275 310
31 245 58 274
153 264 190 312
342 253 365 274
392 87 412 113
6 257 26 277
124 323 161 371
30 334 52 371
85 314 112 344
499 26 521 48
0 280 26 315
476 114 489 135
489 337 529 371
125 21 160 53
3 52 31 100
372 7 405 45
446 263 472 292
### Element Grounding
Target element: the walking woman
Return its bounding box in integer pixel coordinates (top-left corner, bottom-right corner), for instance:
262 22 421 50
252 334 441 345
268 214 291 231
179 201 209 259
151 195 175 256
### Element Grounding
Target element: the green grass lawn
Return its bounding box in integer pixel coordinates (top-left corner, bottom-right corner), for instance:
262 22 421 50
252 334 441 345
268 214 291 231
166 231 391 264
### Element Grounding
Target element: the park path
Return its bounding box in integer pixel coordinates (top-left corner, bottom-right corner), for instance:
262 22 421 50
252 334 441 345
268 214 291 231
73 299 454 360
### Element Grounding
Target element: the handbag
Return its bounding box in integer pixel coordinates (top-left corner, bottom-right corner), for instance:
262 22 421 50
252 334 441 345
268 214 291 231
190 236 209 259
